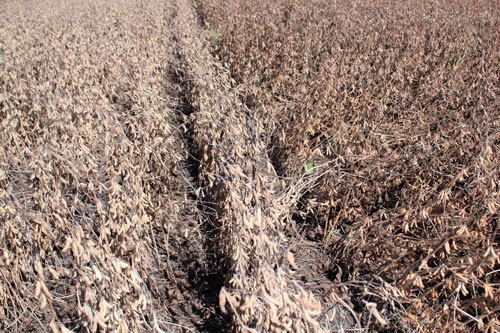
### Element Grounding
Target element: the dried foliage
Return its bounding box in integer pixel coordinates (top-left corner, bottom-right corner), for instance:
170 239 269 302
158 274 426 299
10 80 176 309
3 0 500 331
198 0 500 331
172 0 348 331
0 0 199 331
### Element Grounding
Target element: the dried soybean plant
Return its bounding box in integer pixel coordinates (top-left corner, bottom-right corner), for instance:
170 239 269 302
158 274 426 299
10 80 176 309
173 0 355 331
0 0 195 331
198 0 500 330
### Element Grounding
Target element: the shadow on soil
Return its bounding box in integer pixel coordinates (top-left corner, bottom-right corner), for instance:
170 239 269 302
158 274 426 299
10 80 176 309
168 67 232 332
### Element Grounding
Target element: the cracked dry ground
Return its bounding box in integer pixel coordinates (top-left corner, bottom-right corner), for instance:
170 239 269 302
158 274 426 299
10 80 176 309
1 0 342 332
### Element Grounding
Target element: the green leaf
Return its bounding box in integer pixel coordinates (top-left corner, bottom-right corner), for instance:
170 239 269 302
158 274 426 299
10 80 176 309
162 112 173 122
306 162 317 175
